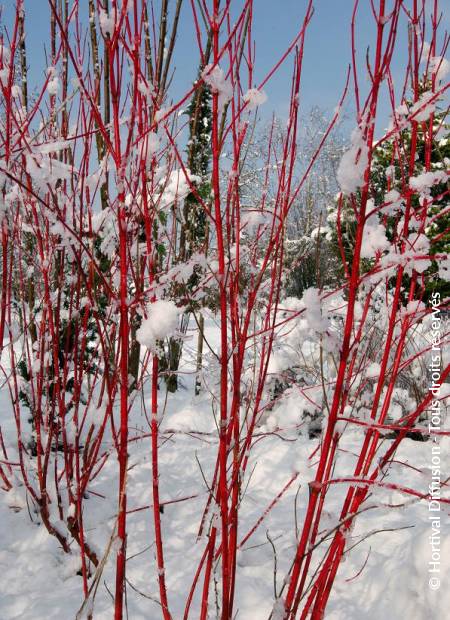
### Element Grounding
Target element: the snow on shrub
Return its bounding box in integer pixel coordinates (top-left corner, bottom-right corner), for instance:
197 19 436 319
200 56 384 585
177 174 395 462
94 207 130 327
46 66 60 96
243 88 268 110
99 8 115 37
429 55 450 83
136 300 181 352
201 64 233 110
139 132 160 166
439 256 450 280
302 287 331 334
361 221 390 259
337 126 369 195
409 169 448 193
158 169 201 209
409 90 436 121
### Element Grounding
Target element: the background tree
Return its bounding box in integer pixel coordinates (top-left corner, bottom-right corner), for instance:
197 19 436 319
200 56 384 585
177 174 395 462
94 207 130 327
160 75 213 392
371 82 450 301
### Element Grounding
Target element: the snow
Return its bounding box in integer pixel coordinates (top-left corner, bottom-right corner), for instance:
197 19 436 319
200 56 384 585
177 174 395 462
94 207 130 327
158 169 200 209
154 106 170 123
137 78 154 98
420 41 431 64
25 152 78 190
0 5 449 618
396 103 409 116
381 189 404 215
438 256 450 281
410 91 436 122
0 44 11 64
4 488 27 512
0 68 8 87
98 8 115 37
241 209 269 232
136 300 181 352
0 382 448 618
139 132 160 166
35 140 71 154
0 309 449 619
366 362 381 379
337 126 369 195
406 232 430 254
409 170 448 193
302 287 330 334
243 88 268 110
361 221 390 259
46 67 60 96
429 55 450 83
201 64 233 110
272 598 286 619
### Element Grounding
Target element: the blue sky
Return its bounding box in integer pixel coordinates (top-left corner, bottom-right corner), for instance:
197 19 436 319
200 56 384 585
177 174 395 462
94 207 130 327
2 1 448 135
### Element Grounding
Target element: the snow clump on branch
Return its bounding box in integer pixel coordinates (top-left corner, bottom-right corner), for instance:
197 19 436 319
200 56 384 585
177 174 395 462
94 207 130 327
409 170 448 193
136 300 181 352
46 67 60 96
201 64 233 110
302 287 330 334
336 126 369 195
243 88 268 110
99 8 115 37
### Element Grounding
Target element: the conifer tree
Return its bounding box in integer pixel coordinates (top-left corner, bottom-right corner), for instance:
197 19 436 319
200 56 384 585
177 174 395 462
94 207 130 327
161 78 212 392
325 84 449 302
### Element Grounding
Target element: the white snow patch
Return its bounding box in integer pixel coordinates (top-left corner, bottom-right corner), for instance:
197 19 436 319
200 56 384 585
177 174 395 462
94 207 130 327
337 126 369 195
243 88 268 110
136 300 181 351
202 64 233 110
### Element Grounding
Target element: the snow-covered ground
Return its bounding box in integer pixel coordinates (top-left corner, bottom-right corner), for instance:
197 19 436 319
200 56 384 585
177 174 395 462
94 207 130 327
0 321 448 619
1 400 448 618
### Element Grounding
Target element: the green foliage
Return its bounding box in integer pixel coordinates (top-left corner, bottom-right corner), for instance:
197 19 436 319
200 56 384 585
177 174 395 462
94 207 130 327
325 86 449 302
371 92 450 301
183 82 212 254
284 233 342 298
160 80 213 391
